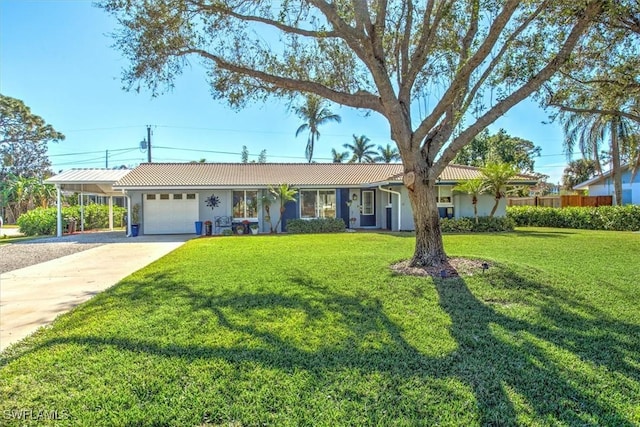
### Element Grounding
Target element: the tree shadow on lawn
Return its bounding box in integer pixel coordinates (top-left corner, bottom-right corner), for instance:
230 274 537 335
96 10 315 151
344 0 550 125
3 267 638 425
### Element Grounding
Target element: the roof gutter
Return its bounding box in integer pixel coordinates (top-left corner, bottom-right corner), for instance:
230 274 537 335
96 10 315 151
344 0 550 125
378 185 402 231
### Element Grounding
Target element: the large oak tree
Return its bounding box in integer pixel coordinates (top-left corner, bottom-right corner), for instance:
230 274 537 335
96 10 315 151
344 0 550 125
101 0 605 267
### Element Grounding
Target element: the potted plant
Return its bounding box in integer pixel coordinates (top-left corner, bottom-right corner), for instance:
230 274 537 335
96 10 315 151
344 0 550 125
130 203 140 237
204 220 213 236
250 224 259 235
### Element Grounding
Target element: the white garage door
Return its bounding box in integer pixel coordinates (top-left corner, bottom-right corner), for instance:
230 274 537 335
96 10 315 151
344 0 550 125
144 193 199 234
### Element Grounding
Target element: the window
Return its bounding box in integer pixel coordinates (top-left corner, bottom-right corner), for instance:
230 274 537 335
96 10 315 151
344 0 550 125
362 191 374 215
146 194 156 200
173 194 183 200
438 186 452 204
186 194 196 200
233 190 258 219
300 190 336 218
160 194 170 200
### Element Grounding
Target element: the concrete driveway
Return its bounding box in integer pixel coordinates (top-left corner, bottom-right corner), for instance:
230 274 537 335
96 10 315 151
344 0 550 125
0 232 192 352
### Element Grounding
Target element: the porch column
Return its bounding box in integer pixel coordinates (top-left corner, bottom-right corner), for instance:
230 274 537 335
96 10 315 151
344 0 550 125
126 195 132 237
79 186 85 232
108 196 114 230
56 185 62 237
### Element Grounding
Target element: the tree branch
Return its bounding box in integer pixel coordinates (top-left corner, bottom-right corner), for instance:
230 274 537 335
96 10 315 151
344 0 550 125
184 48 384 113
434 1 603 176
414 0 520 146
188 0 339 38
549 103 640 123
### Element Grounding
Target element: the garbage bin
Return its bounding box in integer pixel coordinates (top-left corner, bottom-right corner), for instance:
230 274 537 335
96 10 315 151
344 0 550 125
205 222 212 236
195 221 203 235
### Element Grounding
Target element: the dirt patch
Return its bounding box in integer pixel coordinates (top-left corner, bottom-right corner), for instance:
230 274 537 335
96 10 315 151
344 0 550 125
390 257 489 279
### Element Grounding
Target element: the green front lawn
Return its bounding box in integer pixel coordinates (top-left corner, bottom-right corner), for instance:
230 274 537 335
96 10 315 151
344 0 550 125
1 229 639 426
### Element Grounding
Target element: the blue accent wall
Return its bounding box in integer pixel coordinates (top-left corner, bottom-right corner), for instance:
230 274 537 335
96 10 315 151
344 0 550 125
338 188 350 227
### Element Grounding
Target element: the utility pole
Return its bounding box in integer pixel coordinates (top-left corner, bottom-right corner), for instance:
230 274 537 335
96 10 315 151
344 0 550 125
147 125 152 163
105 149 109 168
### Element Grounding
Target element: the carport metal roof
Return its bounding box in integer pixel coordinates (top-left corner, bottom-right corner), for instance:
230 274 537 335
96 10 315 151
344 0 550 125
46 169 131 196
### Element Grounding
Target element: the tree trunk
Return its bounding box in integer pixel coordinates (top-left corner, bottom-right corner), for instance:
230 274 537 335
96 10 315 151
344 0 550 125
473 198 478 224
611 123 623 206
406 176 447 267
489 195 500 217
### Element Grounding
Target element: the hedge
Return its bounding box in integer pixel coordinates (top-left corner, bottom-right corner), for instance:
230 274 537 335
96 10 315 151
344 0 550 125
17 205 127 236
507 205 640 231
440 216 515 233
286 218 346 234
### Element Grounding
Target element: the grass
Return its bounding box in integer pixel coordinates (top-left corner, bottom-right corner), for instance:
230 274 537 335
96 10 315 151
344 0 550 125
1 228 639 426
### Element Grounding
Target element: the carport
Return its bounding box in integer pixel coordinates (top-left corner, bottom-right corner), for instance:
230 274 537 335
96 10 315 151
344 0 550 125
45 169 131 237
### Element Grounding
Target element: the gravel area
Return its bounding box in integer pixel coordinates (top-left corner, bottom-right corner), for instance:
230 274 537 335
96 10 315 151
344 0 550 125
0 232 194 274
0 232 126 274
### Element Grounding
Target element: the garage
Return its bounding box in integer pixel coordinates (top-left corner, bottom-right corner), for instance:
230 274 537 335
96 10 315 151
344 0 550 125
143 193 199 234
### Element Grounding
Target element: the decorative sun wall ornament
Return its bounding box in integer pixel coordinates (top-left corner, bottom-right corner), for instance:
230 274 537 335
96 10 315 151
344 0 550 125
205 194 220 210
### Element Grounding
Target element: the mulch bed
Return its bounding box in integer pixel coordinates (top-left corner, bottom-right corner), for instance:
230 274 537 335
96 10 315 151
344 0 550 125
390 257 489 279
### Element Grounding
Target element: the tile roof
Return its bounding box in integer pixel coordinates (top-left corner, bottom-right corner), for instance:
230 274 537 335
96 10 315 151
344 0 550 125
113 162 538 189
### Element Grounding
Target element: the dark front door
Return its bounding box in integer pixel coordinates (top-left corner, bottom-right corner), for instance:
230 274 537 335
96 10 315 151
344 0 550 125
281 196 298 232
386 207 392 230
360 190 376 227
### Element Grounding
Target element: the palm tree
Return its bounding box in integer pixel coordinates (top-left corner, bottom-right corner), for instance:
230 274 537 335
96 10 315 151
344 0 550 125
481 162 517 217
374 143 401 163
561 159 597 192
295 96 341 163
343 134 377 163
453 178 487 223
270 183 297 233
331 148 349 163
562 112 637 205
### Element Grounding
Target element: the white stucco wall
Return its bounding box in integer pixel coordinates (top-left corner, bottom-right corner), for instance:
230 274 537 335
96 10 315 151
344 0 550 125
454 194 505 218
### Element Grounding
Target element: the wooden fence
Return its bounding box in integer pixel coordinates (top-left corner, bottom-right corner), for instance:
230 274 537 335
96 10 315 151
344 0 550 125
507 195 612 208
507 196 561 208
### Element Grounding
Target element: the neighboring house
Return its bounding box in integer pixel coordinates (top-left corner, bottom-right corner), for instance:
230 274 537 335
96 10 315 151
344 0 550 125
107 163 536 235
573 165 640 205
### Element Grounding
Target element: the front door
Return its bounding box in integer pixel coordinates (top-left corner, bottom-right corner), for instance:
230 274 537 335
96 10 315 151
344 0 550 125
360 190 376 227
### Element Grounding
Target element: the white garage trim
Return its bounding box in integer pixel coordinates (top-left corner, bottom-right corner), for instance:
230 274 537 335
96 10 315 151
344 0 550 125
143 193 199 234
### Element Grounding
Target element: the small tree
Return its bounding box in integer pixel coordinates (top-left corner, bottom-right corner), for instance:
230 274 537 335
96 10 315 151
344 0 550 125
453 179 487 224
481 163 517 217
270 183 297 233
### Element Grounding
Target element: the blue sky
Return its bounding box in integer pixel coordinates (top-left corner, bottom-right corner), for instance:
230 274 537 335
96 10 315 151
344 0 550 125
1 0 574 183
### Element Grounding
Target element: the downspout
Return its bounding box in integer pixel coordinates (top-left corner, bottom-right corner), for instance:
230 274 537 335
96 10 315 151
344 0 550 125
378 185 402 231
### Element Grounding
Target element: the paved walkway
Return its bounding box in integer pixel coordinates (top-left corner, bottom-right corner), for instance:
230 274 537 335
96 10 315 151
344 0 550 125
0 234 191 351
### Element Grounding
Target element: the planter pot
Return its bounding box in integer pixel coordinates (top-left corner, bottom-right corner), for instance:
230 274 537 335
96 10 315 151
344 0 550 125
251 228 258 235
237 228 244 235
195 221 203 235
205 223 212 236
131 224 139 237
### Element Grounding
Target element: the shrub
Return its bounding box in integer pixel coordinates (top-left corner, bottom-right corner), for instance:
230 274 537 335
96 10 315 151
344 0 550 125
286 218 346 234
440 216 514 233
17 205 127 236
507 205 640 231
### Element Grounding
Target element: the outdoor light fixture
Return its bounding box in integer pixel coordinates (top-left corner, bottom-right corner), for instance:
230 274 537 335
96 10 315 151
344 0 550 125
352 193 358 201
346 199 353 207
